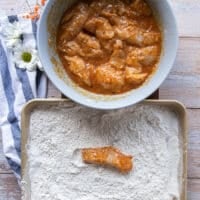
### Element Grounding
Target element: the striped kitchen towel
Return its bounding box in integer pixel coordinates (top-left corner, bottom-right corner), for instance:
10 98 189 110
0 15 47 182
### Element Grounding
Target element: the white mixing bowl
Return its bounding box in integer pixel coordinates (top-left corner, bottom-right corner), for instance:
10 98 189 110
37 0 178 110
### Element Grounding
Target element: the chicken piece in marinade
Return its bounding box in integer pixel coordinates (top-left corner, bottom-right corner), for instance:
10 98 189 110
82 146 133 173
59 3 89 42
57 0 162 94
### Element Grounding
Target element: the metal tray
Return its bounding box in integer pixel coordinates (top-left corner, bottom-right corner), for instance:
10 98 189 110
21 99 188 200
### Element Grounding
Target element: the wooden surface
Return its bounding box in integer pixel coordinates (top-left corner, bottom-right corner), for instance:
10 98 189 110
0 0 200 199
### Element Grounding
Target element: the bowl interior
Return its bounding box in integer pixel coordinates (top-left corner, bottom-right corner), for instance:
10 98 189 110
37 0 178 109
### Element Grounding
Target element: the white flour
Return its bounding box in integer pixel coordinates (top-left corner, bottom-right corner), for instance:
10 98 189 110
22 102 183 200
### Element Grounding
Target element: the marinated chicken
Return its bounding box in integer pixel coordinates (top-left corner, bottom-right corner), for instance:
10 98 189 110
82 146 133 173
57 0 162 94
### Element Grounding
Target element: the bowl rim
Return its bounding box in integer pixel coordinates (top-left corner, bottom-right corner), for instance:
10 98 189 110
37 0 178 110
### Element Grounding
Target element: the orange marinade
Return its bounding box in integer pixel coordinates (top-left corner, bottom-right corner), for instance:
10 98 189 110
57 0 162 95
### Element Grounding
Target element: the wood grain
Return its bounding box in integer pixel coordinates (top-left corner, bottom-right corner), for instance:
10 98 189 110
170 38 200 75
170 0 200 37
188 109 200 150
160 38 200 108
47 80 61 98
188 179 200 200
187 109 200 179
0 133 12 173
0 174 21 200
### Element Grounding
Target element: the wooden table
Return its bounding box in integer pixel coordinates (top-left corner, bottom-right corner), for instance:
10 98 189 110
0 0 200 199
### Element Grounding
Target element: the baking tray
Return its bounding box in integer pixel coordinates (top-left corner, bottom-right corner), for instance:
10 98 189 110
21 99 188 200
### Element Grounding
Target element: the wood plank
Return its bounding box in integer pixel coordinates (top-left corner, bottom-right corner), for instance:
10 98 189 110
0 174 21 200
170 0 200 37
189 150 200 179
169 38 200 75
0 132 12 173
187 109 200 179
188 109 200 150
160 75 200 108
160 37 200 108
47 80 62 98
188 178 200 200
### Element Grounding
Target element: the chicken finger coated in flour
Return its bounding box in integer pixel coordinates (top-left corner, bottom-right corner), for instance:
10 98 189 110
81 146 133 173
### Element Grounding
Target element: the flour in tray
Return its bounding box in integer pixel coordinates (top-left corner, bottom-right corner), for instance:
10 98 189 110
22 102 183 200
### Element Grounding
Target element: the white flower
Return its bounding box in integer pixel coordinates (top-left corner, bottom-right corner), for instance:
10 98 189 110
0 19 23 48
13 45 43 72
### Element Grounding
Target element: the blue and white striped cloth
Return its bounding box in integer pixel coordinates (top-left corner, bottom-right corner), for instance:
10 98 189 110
0 15 47 181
